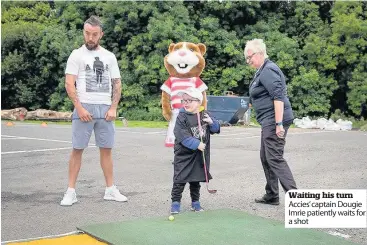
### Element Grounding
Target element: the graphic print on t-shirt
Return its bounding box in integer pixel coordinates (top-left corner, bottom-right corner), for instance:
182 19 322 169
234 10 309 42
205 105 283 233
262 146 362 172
86 57 109 93
190 124 208 141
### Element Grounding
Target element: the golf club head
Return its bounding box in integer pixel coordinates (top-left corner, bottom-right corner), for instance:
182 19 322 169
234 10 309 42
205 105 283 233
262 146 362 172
207 185 217 194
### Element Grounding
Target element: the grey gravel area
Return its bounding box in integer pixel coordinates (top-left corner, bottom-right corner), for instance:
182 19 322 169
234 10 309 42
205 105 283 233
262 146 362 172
1 123 366 244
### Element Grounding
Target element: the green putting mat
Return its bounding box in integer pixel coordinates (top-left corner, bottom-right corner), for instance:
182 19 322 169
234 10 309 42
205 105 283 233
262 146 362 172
78 209 358 245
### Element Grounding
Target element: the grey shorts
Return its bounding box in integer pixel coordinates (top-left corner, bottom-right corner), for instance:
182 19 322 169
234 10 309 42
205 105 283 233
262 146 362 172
72 103 115 149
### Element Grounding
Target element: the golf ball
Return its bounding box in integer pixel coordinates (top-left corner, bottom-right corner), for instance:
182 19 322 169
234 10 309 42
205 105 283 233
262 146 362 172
168 215 175 221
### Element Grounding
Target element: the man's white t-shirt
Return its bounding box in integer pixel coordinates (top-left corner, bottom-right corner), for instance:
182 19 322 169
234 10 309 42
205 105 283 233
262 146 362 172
65 45 121 105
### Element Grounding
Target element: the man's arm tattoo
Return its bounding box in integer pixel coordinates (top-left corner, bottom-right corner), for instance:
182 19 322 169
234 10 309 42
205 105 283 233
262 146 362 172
111 78 122 108
65 80 80 106
67 90 80 105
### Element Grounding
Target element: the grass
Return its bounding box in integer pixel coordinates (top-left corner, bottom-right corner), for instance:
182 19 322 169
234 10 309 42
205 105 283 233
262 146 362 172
11 119 72 125
3 118 367 130
115 120 168 128
2 119 169 128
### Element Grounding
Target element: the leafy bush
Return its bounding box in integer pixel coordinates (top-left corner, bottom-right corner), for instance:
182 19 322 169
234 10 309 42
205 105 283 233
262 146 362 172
329 109 349 121
121 107 164 121
360 123 367 131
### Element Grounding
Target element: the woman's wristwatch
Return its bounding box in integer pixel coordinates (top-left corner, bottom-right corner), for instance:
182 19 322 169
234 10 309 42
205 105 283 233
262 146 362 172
275 121 283 126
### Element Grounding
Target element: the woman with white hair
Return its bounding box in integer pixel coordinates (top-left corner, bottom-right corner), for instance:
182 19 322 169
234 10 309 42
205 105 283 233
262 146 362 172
244 39 297 205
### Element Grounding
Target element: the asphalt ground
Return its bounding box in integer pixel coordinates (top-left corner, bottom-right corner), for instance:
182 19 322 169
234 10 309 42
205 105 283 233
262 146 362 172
1 122 366 244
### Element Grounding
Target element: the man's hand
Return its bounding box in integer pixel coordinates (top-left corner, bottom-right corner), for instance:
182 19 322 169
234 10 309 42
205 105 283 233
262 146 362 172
202 113 213 125
276 125 285 139
198 142 206 152
105 108 117 121
76 107 93 122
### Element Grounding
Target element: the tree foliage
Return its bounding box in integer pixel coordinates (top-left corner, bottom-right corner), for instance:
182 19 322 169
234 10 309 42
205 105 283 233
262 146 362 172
1 1 366 120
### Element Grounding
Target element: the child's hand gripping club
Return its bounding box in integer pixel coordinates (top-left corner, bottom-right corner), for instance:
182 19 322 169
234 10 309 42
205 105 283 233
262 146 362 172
197 113 213 151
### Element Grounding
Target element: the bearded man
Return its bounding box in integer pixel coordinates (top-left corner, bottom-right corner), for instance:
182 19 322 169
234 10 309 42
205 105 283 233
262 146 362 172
61 16 127 206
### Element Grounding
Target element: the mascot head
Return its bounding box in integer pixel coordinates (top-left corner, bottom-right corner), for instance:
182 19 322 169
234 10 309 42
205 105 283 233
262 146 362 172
164 42 206 78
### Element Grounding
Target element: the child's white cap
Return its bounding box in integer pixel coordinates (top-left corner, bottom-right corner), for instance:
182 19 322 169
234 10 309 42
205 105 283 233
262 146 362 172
179 87 203 103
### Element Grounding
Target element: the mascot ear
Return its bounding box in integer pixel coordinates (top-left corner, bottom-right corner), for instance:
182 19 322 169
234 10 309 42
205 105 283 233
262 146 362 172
197 43 206 56
168 43 175 53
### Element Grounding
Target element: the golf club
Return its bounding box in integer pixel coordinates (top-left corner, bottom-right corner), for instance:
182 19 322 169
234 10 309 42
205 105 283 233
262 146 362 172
196 112 217 194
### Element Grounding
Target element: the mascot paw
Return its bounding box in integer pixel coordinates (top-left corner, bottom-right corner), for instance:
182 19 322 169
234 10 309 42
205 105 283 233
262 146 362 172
163 113 171 121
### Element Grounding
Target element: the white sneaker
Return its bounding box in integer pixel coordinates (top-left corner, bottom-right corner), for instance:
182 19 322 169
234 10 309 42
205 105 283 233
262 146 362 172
104 185 128 202
60 190 77 206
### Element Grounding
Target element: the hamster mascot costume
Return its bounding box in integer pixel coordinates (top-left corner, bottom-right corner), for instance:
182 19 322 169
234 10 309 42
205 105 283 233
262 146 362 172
160 42 208 147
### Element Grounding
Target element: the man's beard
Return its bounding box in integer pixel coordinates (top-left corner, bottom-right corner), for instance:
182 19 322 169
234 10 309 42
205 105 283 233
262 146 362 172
85 40 99 50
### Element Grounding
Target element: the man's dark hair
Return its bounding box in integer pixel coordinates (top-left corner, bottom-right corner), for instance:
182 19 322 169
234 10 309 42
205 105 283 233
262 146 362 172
84 15 103 30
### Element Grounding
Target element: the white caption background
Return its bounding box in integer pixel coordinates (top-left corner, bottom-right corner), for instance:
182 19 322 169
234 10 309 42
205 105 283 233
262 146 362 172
285 189 366 228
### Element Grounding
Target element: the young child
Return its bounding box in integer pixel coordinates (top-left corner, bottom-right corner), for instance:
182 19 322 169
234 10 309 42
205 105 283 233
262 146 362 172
170 87 220 214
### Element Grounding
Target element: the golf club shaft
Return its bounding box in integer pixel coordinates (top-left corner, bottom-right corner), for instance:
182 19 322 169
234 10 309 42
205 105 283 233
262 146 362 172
196 112 214 192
